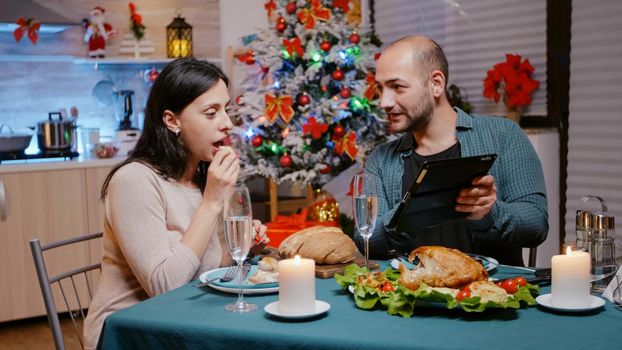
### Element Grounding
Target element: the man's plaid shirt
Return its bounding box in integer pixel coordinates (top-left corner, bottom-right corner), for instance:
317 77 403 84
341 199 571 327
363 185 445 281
355 108 548 260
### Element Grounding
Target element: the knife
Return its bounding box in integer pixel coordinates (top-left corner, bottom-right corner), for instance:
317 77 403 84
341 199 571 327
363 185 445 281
240 263 251 283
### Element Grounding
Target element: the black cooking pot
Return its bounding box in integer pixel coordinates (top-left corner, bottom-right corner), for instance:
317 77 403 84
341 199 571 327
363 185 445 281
31 112 77 150
0 124 33 153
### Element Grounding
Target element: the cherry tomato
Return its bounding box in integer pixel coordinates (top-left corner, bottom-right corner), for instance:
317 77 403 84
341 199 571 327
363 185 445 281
456 289 471 301
514 276 527 287
495 281 503 288
501 279 518 294
461 284 471 292
381 283 395 292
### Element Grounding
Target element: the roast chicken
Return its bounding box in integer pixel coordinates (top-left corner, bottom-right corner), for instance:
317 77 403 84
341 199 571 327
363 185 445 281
398 246 488 291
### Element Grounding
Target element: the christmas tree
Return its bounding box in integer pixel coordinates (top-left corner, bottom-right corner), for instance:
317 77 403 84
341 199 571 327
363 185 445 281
231 0 388 187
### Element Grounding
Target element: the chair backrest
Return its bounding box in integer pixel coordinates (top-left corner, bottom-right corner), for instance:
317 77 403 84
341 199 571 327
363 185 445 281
30 232 103 350
528 246 538 267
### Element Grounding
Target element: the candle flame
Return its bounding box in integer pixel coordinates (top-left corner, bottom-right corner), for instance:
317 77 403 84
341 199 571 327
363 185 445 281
566 246 572 256
294 255 301 264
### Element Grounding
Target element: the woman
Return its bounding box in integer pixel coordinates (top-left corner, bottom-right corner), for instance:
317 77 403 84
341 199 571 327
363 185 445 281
83 58 267 349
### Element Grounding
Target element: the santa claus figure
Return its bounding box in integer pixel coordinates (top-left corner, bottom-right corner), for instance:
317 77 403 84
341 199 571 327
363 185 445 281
83 7 116 58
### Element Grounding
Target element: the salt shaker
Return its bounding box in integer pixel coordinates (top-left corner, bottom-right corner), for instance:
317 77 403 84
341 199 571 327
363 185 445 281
575 195 607 253
575 209 592 253
590 213 616 293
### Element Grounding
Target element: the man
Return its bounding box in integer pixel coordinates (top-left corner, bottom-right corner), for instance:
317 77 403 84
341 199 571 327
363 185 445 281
355 36 548 266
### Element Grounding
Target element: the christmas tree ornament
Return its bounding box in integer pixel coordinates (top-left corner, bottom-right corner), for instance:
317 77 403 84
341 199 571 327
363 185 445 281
302 117 328 139
320 40 332 52
333 125 346 138
349 32 360 44
297 0 331 30
306 189 340 223
276 17 287 32
245 55 256 65
264 0 277 18
237 49 253 63
364 72 380 100
261 66 270 74
235 95 244 105
339 87 351 99
334 131 358 160
279 154 293 168
283 36 304 59
332 69 345 81
297 93 311 106
265 93 295 123
251 135 263 147
286 2 297 14
333 0 351 13
319 163 331 174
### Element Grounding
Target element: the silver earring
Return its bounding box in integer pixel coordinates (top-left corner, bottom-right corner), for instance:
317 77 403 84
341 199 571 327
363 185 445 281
175 129 180 137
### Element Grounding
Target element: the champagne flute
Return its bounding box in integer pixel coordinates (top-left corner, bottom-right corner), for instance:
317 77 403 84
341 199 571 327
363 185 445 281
223 185 257 313
352 173 378 269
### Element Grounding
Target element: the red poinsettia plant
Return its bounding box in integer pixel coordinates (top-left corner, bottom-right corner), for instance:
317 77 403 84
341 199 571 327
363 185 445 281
483 54 540 111
129 2 145 40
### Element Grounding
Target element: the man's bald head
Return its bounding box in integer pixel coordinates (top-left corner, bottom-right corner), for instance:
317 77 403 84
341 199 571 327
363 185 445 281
384 35 449 86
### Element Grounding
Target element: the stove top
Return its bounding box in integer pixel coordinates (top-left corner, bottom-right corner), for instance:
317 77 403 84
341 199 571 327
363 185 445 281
0 150 80 163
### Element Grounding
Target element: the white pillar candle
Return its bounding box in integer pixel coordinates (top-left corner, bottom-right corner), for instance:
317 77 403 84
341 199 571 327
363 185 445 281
278 255 315 315
551 247 591 308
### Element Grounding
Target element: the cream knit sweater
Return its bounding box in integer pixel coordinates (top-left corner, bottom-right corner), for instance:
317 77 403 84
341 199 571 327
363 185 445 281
83 162 225 349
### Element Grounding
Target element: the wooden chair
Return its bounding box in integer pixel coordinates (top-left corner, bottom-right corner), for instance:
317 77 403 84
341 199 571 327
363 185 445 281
30 232 103 350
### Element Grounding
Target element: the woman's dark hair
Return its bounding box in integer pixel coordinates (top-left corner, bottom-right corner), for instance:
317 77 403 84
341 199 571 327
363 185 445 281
100 58 229 200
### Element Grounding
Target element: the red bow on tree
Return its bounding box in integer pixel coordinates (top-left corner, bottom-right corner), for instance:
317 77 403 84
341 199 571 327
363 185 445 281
13 16 41 45
302 117 328 139
364 72 380 101
264 0 277 18
334 131 358 160
265 93 295 123
283 36 304 59
297 0 331 30
333 0 351 13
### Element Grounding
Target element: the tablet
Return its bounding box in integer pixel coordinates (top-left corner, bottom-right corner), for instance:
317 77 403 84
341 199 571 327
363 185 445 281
388 154 497 233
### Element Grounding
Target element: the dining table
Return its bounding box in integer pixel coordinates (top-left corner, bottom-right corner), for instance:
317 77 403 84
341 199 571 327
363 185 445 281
98 263 622 350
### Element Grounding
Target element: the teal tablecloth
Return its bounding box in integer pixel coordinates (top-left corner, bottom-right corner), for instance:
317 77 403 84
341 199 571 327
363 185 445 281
99 265 622 349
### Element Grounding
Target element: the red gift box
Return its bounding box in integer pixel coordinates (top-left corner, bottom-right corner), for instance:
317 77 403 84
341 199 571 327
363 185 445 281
265 208 339 248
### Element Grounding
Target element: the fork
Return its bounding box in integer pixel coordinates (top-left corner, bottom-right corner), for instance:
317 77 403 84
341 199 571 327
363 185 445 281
195 265 239 288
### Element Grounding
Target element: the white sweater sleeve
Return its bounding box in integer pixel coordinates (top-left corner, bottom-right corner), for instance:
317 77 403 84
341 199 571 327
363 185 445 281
105 163 201 297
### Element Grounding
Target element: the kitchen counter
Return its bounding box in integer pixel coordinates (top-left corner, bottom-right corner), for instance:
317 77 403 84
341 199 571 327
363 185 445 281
0 156 125 174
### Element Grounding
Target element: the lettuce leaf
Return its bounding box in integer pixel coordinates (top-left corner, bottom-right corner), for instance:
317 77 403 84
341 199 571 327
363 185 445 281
334 264 541 316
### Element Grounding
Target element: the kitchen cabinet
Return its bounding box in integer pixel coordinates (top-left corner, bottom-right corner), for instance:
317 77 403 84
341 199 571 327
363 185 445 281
0 164 113 322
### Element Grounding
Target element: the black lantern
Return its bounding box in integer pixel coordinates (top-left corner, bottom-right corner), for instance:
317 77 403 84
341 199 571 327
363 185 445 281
166 14 193 58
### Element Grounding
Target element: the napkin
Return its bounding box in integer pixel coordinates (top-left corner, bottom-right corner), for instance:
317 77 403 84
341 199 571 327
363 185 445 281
601 265 622 302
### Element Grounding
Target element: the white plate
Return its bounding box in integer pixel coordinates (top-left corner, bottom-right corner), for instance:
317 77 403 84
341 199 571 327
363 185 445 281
390 254 499 272
466 254 499 272
198 267 279 295
264 300 330 319
535 293 605 313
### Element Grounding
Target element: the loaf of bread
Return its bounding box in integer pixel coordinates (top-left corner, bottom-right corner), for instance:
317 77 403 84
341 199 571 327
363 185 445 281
278 226 356 265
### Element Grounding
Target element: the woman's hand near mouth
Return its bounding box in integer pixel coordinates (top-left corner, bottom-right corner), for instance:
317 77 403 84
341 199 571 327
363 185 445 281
202 148 239 209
